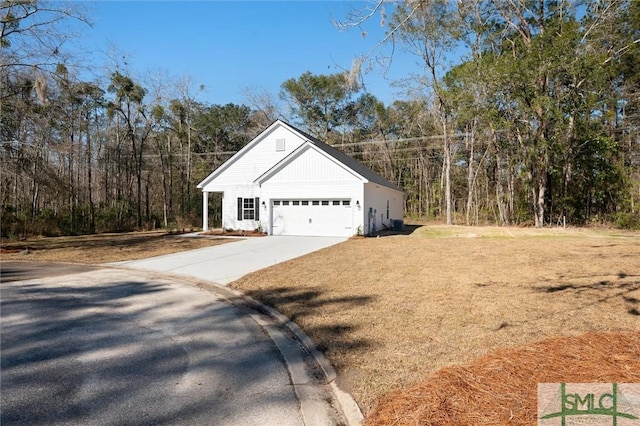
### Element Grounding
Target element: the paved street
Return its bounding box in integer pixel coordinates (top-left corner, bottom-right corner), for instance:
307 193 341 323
1 263 345 425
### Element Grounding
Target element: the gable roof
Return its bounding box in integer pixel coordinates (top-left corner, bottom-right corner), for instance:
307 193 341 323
198 119 403 193
254 140 365 185
267 122 403 193
196 119 285 189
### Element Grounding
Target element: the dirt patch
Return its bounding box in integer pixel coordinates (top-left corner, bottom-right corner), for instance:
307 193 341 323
365 331 640 425
0 231 233 264
231 225 640 414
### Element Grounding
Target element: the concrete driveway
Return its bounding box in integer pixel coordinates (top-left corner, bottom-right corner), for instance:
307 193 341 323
113 236 347 284
0 263 348 425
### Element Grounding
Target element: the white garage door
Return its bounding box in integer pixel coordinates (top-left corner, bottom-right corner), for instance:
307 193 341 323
271 199 353 237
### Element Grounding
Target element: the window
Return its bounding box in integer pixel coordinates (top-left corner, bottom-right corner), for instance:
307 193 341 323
342 200 350 206
312 200 320 206
301 200 309 206
282 200 290 206
321 200 329 206
237 197 259 221
332 200 340 206
276 138 285 151
386 200 389 219
292 200 300 206
273 200 281 206
243 198 255 219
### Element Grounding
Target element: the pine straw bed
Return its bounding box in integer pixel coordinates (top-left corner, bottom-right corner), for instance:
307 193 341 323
365 331 640 425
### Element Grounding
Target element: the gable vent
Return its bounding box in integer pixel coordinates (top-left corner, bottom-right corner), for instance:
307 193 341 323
276 138 285 152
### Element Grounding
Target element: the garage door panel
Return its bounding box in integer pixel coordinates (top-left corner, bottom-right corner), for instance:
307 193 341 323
271 199 352 237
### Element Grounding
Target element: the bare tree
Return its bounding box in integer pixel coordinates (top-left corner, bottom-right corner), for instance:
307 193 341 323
107 71 153 229
1 0 91 73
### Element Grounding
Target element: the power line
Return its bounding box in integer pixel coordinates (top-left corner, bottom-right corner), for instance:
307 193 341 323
329 129 512 148
141 134 479 159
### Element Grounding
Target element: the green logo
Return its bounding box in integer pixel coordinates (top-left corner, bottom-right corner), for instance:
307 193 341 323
539 383 640 425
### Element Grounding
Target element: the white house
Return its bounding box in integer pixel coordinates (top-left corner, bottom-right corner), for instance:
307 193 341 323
197 120 404 237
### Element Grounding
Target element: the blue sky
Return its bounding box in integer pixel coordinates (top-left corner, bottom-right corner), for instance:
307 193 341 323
76 1 421 107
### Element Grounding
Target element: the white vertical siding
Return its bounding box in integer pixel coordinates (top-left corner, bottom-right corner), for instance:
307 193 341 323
363 183 404 234
265 146 360 183
258 145 366 236
201 124 306 231
200 126 306 191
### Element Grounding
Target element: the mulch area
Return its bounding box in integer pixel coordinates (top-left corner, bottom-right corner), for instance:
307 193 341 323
365 331 640 425
0 247 23 254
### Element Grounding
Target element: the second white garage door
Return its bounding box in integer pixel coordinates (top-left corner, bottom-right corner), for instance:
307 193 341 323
271 199 353 237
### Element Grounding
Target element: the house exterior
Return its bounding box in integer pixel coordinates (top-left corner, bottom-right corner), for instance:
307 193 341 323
197 120 404 237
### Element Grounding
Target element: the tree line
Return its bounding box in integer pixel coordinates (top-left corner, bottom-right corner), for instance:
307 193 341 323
331 0 639 228
1 0 639 238
2 63 266 236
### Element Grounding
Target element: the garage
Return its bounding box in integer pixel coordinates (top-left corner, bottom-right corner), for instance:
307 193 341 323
271 199 353 237
200 120 404 236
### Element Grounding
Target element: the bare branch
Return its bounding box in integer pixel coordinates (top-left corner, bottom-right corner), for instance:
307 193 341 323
332 0 385 32
1 0 92 73
603 37 640 64
581 0 618 43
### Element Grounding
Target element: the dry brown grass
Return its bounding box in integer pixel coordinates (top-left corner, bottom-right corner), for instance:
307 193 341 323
231 225 640 415
4 225 637 422
0 231 232 264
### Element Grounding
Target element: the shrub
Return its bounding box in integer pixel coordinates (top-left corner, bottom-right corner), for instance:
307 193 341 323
614 211 640 230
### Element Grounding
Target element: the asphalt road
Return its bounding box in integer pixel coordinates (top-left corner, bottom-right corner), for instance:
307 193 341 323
1 262 343 425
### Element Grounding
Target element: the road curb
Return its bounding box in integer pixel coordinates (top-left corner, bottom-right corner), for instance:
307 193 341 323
108 266 364 426
224 288 365 426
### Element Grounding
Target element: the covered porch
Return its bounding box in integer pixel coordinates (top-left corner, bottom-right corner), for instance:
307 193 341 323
201 191 223 232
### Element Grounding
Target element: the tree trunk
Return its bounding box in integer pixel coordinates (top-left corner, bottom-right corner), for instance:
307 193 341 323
161 135 170 228
443 120 452 225
495 145 508 225
135 149 143 229
145 173 150 228
465 126 474 225
186 116 192 213
87 111 95 232
533 177 546 227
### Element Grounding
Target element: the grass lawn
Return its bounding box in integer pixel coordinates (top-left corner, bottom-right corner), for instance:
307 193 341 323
230 224 640 420
0 230 232 263
2 225 638 423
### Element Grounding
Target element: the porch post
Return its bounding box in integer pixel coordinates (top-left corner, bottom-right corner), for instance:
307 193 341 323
202 191 209 231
